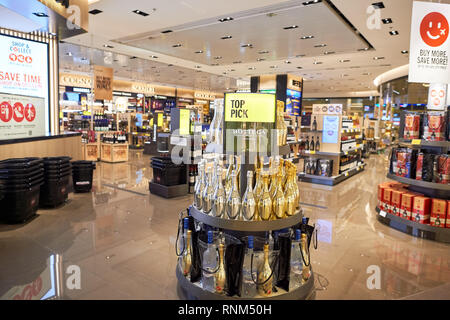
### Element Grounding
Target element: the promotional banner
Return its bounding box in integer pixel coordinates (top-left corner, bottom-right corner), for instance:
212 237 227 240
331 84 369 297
427 83 447 110
94 65 113 101
224 93 276 123
409 1 450 83
322 115 339 144
0 93 46 140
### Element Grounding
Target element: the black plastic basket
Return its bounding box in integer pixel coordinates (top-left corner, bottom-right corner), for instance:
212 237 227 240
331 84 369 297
0 182 43 224
40 175 70 208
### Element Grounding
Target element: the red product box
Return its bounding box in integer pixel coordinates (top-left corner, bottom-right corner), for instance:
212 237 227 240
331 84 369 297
377 184 385 209
391 190 404 217
400 192 415 220
423 113 446 141
404 114 421 139
383 188 393 214
416 153 423 181
447 201 450 229
412 196 431 224
436 155 450 184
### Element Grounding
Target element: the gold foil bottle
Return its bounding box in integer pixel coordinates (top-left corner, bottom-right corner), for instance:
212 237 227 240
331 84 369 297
242 171 257 221
182 230 192 277
215 243 226 294
194 162 204 210
280 159 287 190
253 169 263 202
272 172 286 219
203 167 214 214
257 244 273 296
226 170 241 220
284 168 297 216
301 233 311 282
212 167 226 218
258 173 273 221
291 167 300 210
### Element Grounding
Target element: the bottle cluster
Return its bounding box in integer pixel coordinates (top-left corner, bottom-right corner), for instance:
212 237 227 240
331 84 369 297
101 132 127 144
179 218 312 297
193 155 300 220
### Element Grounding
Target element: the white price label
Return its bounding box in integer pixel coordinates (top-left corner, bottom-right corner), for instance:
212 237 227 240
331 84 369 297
379 210 387 218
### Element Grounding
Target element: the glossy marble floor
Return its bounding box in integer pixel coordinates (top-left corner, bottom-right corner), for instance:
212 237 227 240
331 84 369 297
0 151 449 300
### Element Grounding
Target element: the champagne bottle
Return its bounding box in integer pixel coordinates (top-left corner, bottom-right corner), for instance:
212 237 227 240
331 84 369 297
215 243 226 294
203 167 214 214
242 171 257 221
272 172 286 219
182 230 192 277
226 170 241 220
290 166 300 210
212 167 226 218
305 136 309 151
315 136 320 152
258 173 273 221
284 167 297 216
280 159 287 190
301 232 311 282
194 162 204 209
257 243 273 296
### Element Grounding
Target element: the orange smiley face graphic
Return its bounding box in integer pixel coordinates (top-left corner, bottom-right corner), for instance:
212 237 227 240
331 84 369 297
420 12 449 47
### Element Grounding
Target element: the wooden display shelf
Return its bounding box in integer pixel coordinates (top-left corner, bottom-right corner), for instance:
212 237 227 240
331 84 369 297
100 143 129 163
82 143 99 161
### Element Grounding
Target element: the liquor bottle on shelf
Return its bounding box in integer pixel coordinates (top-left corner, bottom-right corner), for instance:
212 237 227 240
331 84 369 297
258 173 273 221
272 172 286 219
225 155 234 197
301 232 311 282
215 243 226 294
284 167 297 216
310 136 315 151
312 116 317 132
241 236 257 298
289 229 303 291
202 167 214 214
202 231 217 292
212 167 226 218
226 170 241 220
280 159 287 190
242 171 257 221
257 243 273 297
305 136 310 151
315 136 320 152
182 230 192 277
188 165 195 194
194 161 204 209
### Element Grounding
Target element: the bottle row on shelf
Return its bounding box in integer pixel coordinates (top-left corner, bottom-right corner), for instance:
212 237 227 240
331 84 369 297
101 132 128 144
178 217 313 298
390 147 449 184
301 135 321 152
378 181 450 228
303 158 333 177
193 155 300 221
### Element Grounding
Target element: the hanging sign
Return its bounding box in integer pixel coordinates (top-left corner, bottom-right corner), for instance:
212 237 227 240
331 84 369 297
409 1 450 83
224 93 276 123
427 83 448 110
179 109 190 136
157 113 163 127
93 65 113 100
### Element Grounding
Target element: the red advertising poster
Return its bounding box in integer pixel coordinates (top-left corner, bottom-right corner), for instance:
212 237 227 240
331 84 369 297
0 93 45 140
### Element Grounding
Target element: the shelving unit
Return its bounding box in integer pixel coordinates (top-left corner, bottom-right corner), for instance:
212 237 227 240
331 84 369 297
298 163 366 186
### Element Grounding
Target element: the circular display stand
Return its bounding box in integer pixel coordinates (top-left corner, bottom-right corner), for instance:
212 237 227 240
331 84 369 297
176 265 316 300
190 206 303 232
376 207 450 243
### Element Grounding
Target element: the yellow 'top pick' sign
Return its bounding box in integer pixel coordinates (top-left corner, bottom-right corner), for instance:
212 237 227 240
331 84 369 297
224 93 276 123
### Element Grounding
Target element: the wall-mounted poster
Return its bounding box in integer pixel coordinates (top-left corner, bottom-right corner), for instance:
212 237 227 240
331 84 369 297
322 115 339 144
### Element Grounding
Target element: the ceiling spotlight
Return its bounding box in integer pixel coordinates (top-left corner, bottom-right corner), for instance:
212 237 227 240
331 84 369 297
66 52 73 56
172 43 182 47
89 9 103 15
270 65 278 69
248 67 256 70
132 10 149 16
296 66 303 69
389 30 399 36
373 56 385 60
130 56 137 59
283 25 299 30
241 43 253 48
401 50 409 54
258 50 269 54
285 60 292 64
33 12 48 17
221 35 232 40
300 35 314 40
161 30 173 34
103 44 114 49
339 59 350 63
218 17 234 22
296 54 306 58
214 56 223 60
324 51 335 55
358 48 370 51
195 50 204 54
314 44 327 48
257 58 266 62
382 18 392 24
313 61 323 64
303 0 322 5
233 61 242 64
150 55 158 58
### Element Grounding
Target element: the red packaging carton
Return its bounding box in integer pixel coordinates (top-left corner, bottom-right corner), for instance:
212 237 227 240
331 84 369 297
400 193 415 220
383 188 393 214
435 155 450 184
447 201 450 229
416 153 423 180
412 196 431 224
430 198 446 227
391 190 404 217
404 114 420 139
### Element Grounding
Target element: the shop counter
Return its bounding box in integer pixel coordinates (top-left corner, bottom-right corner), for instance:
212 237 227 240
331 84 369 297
0 132 82 161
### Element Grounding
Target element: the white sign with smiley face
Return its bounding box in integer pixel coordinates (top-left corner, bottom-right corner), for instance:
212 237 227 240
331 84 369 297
409 1 450 84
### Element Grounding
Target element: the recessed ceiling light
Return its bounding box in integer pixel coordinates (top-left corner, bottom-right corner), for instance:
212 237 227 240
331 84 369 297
257 58 266 62
285 60 291 64
324 51 335 55
303 0 322 5
313 61 323 64
270 65 278 69
389 30 399 36
228 69 236 72
195 50 204 54
214 56 223 60
358 48 370 51
130 56 137 59
233 61 242 64
150 55 158 58
248 67 256 70
89 9 103 15
339 59 350 63
300 35 314 40
33 12 48 17
314 44 327 48
194 65 201 68
161 30 173 34
401 50 409 54
66 52 73 56
241 44 253 48
103 44 114 49
296 54 306 58
221 35 232 40
172 43 182 48
296 66 303 69
373 56 385 60
283 25 299 30
211 63 219 66
218 17 234 22
382 18 392 24
167 64 173 67
223 72 228 75
258 50 269 54
132 10 149 16
372 2 385 9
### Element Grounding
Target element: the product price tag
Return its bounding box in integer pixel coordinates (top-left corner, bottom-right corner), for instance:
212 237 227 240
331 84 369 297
344 151 349 155
379 210 387 218
412 139 421 145
344 172 349 177
309 150 316 155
